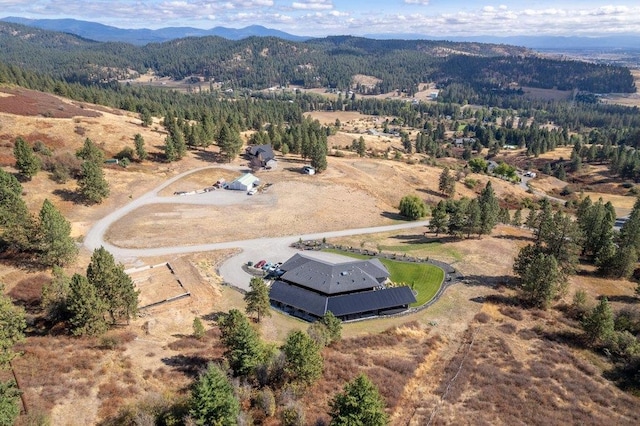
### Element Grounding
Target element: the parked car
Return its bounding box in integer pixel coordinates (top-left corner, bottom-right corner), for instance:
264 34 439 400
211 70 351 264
262 262 273 271
247 187 258 195
301 165 315 175
255 260 266 269
267 264 278 272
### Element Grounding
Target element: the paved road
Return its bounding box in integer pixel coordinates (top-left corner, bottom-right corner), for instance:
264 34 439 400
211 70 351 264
84 166 430 291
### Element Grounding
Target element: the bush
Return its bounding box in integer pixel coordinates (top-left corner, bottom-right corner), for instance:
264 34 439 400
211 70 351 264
464 178 479 189
280 403 305 426
398 195 429 220
116 146 135 161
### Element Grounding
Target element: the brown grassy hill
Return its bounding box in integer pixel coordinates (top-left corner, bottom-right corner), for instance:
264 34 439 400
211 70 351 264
1 86 640 424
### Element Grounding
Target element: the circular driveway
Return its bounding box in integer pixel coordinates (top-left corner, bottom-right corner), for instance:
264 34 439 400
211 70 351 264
84 166 430 291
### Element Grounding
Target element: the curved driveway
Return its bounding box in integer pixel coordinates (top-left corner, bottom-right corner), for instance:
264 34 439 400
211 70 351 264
84 166 430 291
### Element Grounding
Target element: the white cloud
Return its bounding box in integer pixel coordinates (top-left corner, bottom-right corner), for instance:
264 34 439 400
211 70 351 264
291 0 333 11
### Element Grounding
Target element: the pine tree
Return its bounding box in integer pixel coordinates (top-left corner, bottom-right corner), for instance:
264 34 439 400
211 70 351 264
0 174 35 252
244 277 271 322
41 266 71 322
0 379 21 426
513 245 562 309
218 309 265 377
281 330 323 386
76 138 104 164
429 201 448 236
164 135 178 162
78 161 109 204
0 284 26 367
329 374 388 426
438 167 455 197
582 297 615 345
134 133 147 161
512 208 523 226
86 247 138 324
193 317 205 339
218 124 243 162
67 273 108 336
36 199 77 267
189 363 240 426
478 181 500 235
310 134 328 172
13 137 40 179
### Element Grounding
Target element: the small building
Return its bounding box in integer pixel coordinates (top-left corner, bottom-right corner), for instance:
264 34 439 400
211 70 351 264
269 253 416 321
454 137 475 148
227 173 260 191
246 144 277 170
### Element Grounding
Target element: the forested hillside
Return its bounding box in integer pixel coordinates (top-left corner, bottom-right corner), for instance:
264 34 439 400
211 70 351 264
0 22 635 95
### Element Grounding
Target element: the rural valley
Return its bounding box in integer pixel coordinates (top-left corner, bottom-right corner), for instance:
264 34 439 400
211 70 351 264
1 10 640 426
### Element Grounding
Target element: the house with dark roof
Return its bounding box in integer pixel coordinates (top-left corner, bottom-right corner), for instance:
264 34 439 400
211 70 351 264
246 144 277 170
269 253 416 321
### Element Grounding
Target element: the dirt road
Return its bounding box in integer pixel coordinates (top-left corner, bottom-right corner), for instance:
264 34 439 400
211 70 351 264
84 166 429 291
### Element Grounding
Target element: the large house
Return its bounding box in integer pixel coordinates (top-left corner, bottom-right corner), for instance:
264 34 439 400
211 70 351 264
269 253 416 321
246 144 277 170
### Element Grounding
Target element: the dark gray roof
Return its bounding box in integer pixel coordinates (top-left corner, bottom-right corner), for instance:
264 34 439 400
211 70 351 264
269 281 416 318
279 253 390 295
248 144 275 161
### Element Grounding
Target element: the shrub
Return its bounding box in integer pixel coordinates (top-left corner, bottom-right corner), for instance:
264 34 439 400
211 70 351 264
115 146 135 161
280 403 305 426
398 195 429 220
464 178 479 189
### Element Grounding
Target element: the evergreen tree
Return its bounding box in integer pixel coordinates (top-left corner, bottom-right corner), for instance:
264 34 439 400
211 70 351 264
329 374 389 426
582 297 615 345
76 138 105 164
13 137 40 179
438 167 455 197
164 135 178 162
281 330 323 386
173 127 187 159
244 277 271 322
0 177 34 252
513 245 562 309
140 109 152 127
36 199 77 267
0 169 22 197
512 208 523 226
218 309 265 377
429 201 449 236
78 161 109 204
310 135 328 172
308 311 343 347
41 265 71 322
86 247 138 324
0 284 26 367
189 363 240 426
67 273 108 336
478 181 500 235
193 317 205 339
218 124 243 162
0 380 21 426
464 198 482 238
619 197 640 253
398 195 428 220
134 133 147 161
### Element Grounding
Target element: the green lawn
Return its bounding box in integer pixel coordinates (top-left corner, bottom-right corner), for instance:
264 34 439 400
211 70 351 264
323 249 445 307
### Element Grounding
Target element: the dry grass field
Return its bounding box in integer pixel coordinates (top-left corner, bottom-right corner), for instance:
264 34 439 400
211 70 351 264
2 86 640 424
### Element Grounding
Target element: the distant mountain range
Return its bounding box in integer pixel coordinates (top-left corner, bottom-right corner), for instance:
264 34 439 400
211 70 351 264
3 16 640 51
0 17 310 45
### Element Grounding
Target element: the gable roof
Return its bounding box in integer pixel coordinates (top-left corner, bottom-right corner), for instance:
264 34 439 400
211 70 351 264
231 173 259 187
248 144 275 161
279 253 389 295
269 281 416 318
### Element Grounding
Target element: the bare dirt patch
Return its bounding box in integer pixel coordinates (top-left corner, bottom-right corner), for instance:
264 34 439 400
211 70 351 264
0 87 102 119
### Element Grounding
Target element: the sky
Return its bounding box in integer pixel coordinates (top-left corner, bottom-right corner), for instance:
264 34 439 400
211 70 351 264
2 0 640 37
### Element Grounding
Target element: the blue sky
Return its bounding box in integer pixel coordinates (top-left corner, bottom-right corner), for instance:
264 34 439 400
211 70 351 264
2 1 640 36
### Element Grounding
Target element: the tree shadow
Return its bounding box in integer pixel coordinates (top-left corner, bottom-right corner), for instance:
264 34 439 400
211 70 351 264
380 211 412 221
416 187 446 199
539 329 586 350
193 149 225 163
598 294 639 304
201 311 228 322
391 233 460 244
494 234 535 242
52 188 81 203
462 274 516 289
161 354 209 379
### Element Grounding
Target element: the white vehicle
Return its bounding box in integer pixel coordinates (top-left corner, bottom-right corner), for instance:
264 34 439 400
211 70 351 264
247 187 258 195
301 165 315 175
